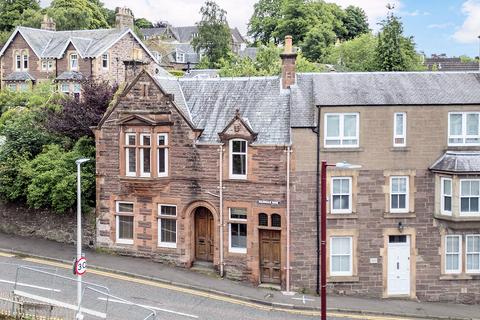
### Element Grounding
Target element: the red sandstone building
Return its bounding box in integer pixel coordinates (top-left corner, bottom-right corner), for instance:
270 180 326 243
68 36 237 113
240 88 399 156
95 39 480 303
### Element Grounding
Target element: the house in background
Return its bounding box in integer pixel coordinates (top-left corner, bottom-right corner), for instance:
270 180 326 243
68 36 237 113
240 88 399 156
424 54 479 71
0 7 163 95
141 24 255 71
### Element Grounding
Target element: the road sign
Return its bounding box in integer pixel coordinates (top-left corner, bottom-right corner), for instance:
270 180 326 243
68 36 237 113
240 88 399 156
75 257 87 276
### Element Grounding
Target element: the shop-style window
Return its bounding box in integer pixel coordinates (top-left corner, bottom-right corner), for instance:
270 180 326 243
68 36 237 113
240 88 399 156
330 236 353 276
158 205 177 248
229 208 247 253
324 113 359 148
157 133 168 177
229 139 247 179
116 202 134 245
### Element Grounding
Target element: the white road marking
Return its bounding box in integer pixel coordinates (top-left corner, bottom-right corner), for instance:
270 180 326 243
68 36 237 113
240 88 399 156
0 278 61 292
98 297 199 318
291 295 315 304
14 290 106 318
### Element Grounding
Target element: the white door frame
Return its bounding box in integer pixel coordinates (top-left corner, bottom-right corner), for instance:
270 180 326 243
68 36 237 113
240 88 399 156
387 235 411 296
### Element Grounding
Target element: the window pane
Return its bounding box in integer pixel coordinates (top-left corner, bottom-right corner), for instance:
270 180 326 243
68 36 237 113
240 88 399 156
158 135 166 145
398 194 406 209
340 195 349 209
446 254 459 271
232 154 246 175
141 135 151 146
472 181 479 195
391 178 399 193
341 179 349 193
467 254 480 270
344 115 357 137
258 213 268 226
461 198 470 212
119 216 133 239
462 181 470 196
333 195 342 210
332 256 350 272
395 113 404 135
450 114 462 135
443 179 452 195
446 236 459 253
230 208 247 220
326 115 340 137
332 237 351 255
232 140 246 153
471 197 479 212
391 195 399 209
128 148 136 172
161 219 176 243
231 223 247 248
444 196 452 212
118 203 133 213
127 134 136 145
142 148 150 173
158 149 166 173
332 179 341 194
399 178 407 193
467 114 479 135
271 214 281 227
160 205 176 216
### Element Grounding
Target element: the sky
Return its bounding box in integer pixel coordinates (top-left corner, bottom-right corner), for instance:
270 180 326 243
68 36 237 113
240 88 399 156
39 0 480 58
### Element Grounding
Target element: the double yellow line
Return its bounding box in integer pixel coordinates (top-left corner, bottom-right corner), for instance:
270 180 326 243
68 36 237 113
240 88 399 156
18 256 414 320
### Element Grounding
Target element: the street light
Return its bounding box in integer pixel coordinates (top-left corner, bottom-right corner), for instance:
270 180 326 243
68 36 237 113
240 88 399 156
320 160 361 320
75 157 90 320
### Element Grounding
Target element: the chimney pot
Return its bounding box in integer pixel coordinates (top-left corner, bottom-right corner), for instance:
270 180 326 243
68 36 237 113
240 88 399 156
41 15 56 31
284 35 293 54
115 7 134 30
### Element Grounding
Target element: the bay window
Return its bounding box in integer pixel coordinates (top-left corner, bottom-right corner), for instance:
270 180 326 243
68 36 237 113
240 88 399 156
140 134 151 177
460 179 480 215
157 133 168 177
441 177 452 215
125 133 137 177
448 112 480 146
324 113 359 148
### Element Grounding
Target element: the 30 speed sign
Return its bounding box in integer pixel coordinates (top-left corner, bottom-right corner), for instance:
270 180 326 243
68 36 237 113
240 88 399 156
75 257 87 276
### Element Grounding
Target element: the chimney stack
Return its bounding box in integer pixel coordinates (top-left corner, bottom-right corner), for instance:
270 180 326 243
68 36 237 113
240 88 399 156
280 35 297 89
41 15 56 31
115 7 134 30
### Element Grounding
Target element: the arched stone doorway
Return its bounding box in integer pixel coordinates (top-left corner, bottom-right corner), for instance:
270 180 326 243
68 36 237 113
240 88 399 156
194 206 215 262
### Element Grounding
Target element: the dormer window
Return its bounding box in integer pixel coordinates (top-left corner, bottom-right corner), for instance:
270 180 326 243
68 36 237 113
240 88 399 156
176 51 185 63
229 139 247 180
70 53 78 70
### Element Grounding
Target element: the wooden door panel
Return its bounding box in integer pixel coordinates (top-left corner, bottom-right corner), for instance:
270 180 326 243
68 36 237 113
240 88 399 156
195 208 214 262
260 230 281 284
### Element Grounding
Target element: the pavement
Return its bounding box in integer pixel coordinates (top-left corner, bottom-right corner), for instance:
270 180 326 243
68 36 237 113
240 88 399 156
0 232 478 320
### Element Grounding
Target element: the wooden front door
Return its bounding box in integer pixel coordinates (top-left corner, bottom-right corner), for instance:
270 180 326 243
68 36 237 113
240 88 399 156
260 229 281 284
195 207 214 261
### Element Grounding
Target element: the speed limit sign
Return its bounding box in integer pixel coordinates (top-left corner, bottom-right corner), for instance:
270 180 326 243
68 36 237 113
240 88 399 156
75 257 87 276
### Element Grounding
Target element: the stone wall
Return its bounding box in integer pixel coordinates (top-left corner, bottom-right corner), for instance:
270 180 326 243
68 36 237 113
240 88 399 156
0 201 95 246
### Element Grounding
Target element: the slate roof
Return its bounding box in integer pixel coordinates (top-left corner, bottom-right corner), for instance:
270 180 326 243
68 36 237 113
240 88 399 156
56 71 85 81
291 72 480 127
178 77 289 144
430 151 480 173
0 26 158 62
424 58 479 72
4 71 35 81
183 69 219 79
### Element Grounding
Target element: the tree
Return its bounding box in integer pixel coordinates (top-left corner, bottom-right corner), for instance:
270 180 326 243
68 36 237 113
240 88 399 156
375 6 423 71
47 0 109 30
247 0 283 44
0 0 40 32
46 80 117 140
342 6 369 40
273 0 312 44
325 33 377 71
135 18 153 29
191 1 232 68
301 24 336 62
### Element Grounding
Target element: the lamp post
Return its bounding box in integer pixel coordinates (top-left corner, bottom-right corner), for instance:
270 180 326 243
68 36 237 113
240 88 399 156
75 158 90 320
320 160 361 320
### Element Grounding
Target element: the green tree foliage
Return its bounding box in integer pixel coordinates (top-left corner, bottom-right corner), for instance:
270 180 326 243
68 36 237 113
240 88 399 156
0 0 40 31
325 33 377 71
342 6 369 40
301 25 336 62
135 18 153 29
47 0 109 30
192 1 232 68
247 0 284 44
375 7 423 71
273 0 312 44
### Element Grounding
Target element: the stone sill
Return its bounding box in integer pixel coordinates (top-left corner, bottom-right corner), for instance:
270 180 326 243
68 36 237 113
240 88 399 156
321 148 364 153
439 274 475 281
390 147 410 152
328 276 359 283
383 213 416 219
434 214 480 222
327 213 358 219
120 177 170 182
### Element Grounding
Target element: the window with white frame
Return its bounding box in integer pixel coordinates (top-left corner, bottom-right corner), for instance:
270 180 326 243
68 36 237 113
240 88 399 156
330 236 353 276
41 60 48 71
441 177 452 215
229 139 247 179
70 53 78 70
22 52 28 70
158 205 177 248
448 112 480 146
445 235 462 274
8 83 16 91
116 202 134 244
60 83 69 93
140 134 151 177
48 60 53 71
15 52 21 70
466 235 480 273
102 53 109 69
229 208 247 253
125 133 137 177
157 133 168 177
460 179 480 215
390 176 409 213
331 177 352 214
176 51 185 63
324 113 359 148
73 83 81 93
393 112 406 147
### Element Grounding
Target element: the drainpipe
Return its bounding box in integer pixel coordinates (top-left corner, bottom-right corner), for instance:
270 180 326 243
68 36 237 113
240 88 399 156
286 145 291 292
219 145 224 277
315 106 321 295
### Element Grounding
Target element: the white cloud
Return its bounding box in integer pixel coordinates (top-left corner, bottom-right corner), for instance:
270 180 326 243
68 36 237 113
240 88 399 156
428 22 454 29
40 0 399 35
401 9 430 16
453 0 480 44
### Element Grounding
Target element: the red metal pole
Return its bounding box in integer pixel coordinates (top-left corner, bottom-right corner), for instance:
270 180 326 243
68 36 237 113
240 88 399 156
321 160 327 320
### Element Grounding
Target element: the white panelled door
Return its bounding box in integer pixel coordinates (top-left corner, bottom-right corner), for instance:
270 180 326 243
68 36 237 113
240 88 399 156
387 235 411 296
